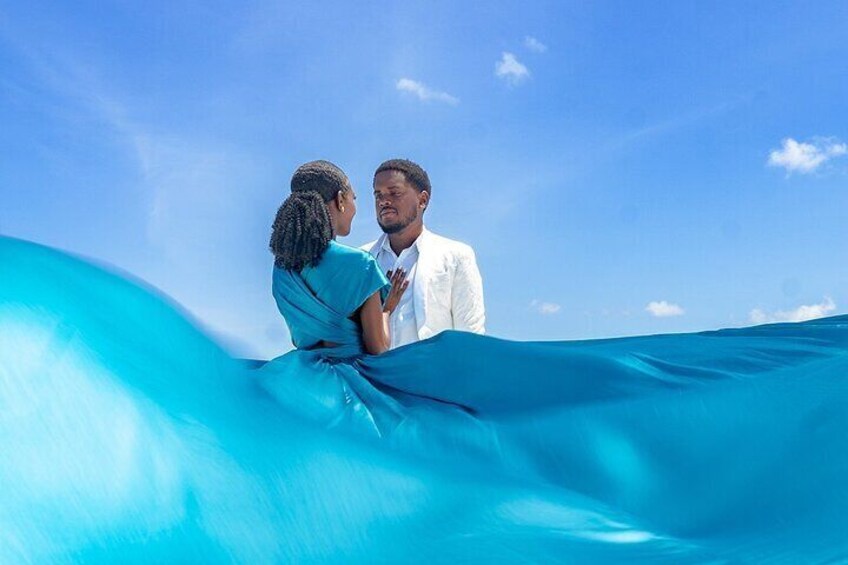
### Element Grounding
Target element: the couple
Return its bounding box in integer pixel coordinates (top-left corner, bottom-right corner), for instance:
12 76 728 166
269 158 484 355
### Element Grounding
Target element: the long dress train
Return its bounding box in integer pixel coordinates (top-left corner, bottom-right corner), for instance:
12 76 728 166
2 235 847 563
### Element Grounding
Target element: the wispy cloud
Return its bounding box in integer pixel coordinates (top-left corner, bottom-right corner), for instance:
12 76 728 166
645 301 685 317
611 100 739 150
767 137 847 174
0 47 254 250
495 52 529 85
524 36 547 53
749 297 836 324
530 299 561 315
396 78 459 105
0 26 285 359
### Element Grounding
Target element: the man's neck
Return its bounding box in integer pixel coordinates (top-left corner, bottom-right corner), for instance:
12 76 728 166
387 223 424 256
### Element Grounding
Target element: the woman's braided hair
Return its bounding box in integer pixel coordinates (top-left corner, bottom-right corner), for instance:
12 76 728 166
270 160 350 271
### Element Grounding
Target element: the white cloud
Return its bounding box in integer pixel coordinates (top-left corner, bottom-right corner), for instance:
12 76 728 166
749 297 836 324
396 78 459 105
530 300 561 315
767 138 847 174
495 52 529 85
524 36 547 53
645 301 685 318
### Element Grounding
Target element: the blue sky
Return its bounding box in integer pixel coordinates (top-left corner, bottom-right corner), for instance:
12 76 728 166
2 1 847 358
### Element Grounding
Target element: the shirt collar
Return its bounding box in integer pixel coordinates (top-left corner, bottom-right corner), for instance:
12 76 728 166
379 226 426 257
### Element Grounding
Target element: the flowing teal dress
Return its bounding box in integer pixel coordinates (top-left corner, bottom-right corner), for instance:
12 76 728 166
2 235 848 563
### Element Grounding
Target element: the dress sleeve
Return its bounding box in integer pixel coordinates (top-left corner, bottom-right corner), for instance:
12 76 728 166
336 251 390 317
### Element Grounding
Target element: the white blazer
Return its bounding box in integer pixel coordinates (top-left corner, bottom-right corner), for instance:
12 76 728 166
362 228 485 341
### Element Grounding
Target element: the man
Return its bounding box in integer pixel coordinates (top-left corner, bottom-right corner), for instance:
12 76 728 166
362 158 485 349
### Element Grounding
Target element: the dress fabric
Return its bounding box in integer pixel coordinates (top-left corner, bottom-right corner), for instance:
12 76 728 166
2 235 848 563
272 241 390 353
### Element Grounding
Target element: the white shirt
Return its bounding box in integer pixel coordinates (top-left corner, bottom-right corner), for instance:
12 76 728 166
374 235 420 349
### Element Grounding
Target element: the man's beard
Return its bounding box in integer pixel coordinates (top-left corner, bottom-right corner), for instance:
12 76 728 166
378 207 418 234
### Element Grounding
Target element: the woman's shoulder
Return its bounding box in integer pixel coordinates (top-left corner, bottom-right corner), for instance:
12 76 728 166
274 242 376 281
322 241 380 270
325 241 376 260
318 242 389 312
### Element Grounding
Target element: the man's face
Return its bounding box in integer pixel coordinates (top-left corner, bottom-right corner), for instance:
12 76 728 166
373 170 426 234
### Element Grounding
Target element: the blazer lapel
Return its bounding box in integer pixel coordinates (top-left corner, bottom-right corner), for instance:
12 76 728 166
413 228 432 337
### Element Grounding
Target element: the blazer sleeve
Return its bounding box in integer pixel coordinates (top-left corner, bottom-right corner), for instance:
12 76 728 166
450 246 486 334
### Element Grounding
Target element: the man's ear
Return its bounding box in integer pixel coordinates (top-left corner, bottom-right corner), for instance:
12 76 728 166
419 190 430 210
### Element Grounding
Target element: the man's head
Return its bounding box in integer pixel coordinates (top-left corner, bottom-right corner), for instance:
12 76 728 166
373 159 431 235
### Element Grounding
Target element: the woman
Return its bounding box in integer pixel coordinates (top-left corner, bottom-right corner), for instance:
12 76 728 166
1 161 847 561
267 159 408 356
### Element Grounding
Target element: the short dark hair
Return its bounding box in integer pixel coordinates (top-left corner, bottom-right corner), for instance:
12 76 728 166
269 160 350 271
374 159 431 194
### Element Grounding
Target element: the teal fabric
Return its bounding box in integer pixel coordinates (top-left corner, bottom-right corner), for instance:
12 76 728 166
2 235 848 563
272 241 389 354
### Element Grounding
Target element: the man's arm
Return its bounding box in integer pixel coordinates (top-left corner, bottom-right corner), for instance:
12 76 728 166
450 246 485 334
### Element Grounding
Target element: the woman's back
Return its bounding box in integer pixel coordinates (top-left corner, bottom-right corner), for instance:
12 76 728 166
272 241 388 354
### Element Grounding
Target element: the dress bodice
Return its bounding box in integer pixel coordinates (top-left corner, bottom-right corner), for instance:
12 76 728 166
272 241 389 356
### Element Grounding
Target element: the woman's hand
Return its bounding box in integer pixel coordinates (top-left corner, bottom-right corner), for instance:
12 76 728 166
360 269 409 355
383 268 409 314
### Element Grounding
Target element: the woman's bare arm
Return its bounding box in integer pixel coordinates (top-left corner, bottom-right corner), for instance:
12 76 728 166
360 292 392 355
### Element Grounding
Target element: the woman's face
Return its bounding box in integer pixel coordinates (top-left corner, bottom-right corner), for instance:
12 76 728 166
333 187 357 237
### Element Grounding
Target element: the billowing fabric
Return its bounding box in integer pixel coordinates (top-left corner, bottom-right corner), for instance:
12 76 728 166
2 235 848 563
